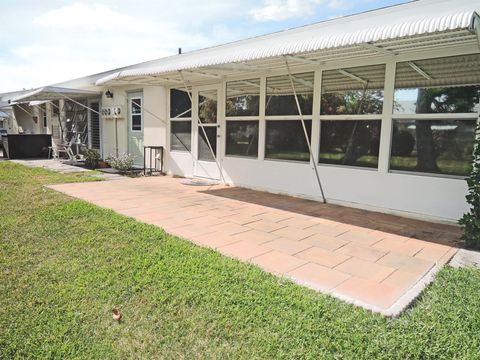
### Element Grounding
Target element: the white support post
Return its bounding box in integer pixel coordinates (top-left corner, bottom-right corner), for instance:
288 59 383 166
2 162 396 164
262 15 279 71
378 61 396 174
258 76 267 161
311 68 322 172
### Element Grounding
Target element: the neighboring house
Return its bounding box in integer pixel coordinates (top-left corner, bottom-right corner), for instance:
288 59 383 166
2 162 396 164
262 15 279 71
1 0 479 223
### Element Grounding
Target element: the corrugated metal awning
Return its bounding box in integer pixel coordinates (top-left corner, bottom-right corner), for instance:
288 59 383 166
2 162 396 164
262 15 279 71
96 0 480 86
10 86 100 103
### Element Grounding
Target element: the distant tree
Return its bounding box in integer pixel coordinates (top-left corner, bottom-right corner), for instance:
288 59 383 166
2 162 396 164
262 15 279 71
414 87 478 172
320 89 383 164
321 90 383 115
226 95 259 116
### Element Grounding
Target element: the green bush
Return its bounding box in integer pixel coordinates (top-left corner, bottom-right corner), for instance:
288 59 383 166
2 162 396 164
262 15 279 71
84 149 100 169
107 153 134 173
459 122 480 249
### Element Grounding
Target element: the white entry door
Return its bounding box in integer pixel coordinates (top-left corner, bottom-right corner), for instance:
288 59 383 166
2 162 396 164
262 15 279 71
193 85 222 180
127 92 144 166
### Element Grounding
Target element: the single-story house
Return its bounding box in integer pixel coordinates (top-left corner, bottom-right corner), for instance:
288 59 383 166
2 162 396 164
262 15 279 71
2 0 479 223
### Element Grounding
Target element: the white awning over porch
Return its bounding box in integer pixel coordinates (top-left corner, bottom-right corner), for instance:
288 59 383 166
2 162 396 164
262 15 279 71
10 86 100 103
96 0 480 87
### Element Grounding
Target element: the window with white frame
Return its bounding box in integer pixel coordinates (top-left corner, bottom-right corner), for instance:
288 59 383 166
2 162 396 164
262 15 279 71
319 64 385 168
225 79 260 158
131 97 142 131
264 72 313 162
321 64 385 115
390 54 480 177
265 120 312 162
319 120 381 168
266 72 313 116
169 88 192 152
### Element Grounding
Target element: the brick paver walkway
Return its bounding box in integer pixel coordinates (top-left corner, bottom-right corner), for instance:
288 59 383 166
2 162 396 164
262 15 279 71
49 176 461 316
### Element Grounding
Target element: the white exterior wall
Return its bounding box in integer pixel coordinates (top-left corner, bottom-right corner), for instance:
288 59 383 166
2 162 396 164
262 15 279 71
100 85 168 162
100 87 130 158
143 86 167 150
219 158 467 222
164 49 478 223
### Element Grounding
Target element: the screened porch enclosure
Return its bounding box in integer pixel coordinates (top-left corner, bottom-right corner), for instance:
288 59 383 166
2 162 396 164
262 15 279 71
167 52 479 177
164 50 479 221
9 87 101 158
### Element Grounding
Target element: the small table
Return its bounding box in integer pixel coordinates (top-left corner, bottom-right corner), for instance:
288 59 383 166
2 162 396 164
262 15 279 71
143 146 164 176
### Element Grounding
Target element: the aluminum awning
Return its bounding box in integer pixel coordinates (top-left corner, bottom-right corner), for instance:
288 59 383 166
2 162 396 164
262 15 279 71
96 0 480 87
10 86 100 103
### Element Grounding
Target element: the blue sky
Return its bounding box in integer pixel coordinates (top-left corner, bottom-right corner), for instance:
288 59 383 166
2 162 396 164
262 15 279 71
0 0 409 93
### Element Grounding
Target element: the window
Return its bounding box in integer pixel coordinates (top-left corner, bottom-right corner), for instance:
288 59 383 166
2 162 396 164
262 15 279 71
266 72 314 116
394 54 480 114
198 89 217 124
226 121 258 158
170 89 191 118
90 102 101 149
265 120 312 162
226 79 260 158
198 126 217 161
170 88 192 152
41 104 47 128
171 121 192 151
319 120 381 168
321 64 385 115
390 119 476 177
390 54 480 177
226 79 260 116
131 97 142 131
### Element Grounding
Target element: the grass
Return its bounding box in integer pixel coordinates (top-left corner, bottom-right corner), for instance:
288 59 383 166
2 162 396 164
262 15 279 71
390 156 471 176
319 152 379 168
1 161 480 359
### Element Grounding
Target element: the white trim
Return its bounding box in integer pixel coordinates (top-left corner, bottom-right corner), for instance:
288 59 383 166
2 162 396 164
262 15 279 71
265 115 314 120
379 61 396 173
129 96 143 132
392 113 478 120
319 114 382 120
389 169 468 181
258 76 267 161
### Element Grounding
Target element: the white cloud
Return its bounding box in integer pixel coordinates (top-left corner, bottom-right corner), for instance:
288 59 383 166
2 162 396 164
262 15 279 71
0 0 382 92
0 2 223 92
250 0 316 21
250 0 351 21
33 3 131 30
327 0 351 10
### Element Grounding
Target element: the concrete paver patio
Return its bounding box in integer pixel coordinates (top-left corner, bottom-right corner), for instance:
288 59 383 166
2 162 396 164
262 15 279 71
49 176 461 316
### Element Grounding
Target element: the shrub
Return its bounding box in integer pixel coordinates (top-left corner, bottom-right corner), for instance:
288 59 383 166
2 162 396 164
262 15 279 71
459 122 480 249
107 153 135 173
84 149 100 169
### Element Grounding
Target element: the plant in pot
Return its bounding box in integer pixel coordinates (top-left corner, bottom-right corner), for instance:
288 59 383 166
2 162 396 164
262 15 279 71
84 149 101 169
107 153 135 174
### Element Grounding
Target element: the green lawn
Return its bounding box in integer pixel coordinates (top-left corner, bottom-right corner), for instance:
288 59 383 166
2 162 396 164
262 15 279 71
1 161 480 359
390 156 471 176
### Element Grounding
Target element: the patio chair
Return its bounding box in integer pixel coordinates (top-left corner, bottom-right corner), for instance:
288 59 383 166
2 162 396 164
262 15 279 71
48 136 75 160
